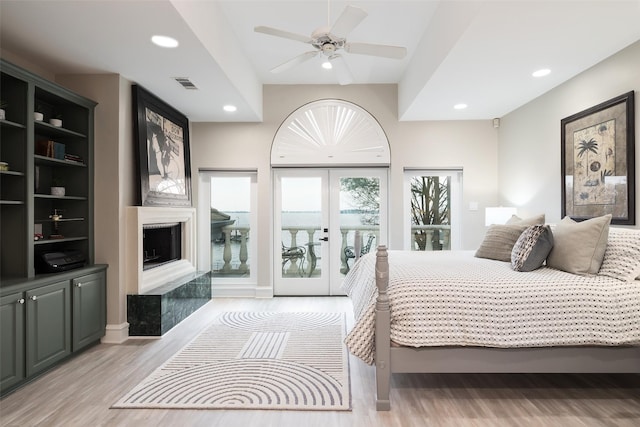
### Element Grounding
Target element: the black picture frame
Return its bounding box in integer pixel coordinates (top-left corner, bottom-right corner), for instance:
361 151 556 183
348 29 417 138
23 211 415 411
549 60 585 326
132 85 191 207
561 91 635 225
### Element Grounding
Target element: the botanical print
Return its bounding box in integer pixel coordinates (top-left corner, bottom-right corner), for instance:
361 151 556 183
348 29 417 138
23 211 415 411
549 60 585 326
145 107 186 195
572 119 616 206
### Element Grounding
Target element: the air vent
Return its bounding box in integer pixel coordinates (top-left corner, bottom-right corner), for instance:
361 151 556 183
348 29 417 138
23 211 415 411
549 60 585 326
173 77 198 90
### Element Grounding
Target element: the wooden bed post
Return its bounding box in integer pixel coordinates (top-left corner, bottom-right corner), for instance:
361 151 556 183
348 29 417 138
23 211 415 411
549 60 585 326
375 245 391 411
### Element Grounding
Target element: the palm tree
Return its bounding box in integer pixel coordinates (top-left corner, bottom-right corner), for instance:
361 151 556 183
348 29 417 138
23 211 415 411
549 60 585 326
577 138 598 157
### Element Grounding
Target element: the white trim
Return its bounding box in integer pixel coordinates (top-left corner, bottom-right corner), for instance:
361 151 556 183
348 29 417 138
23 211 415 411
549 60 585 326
101 322 130 344
208 286 273 298
126 206 197 294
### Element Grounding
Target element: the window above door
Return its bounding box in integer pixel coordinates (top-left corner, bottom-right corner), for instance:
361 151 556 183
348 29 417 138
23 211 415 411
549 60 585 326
271 99 390 167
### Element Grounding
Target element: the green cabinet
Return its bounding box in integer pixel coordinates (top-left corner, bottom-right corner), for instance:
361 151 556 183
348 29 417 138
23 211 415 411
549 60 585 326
0 292 25 391
25 280 71 377
0 266 106 395
72 271 106 351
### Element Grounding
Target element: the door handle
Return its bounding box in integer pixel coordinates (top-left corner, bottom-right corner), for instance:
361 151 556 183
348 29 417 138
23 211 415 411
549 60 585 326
319 237 328 242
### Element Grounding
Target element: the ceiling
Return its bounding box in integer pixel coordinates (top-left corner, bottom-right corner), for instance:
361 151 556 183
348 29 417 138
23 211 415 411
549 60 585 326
1 0 639 122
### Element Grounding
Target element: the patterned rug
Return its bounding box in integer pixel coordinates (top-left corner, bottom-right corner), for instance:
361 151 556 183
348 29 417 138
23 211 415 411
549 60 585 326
113 312 350 410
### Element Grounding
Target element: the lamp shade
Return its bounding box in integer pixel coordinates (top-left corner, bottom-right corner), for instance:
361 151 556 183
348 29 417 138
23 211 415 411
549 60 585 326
485 207 517 226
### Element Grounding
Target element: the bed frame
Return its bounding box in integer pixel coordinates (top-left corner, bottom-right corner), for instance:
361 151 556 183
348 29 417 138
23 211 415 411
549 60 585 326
373 245 640 411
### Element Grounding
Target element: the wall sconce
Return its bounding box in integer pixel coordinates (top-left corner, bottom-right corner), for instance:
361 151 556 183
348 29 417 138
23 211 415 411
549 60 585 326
485 206 517 226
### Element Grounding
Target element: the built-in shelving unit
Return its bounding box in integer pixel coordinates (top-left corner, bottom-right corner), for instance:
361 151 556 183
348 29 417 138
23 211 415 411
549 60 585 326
0 59 96 280
1 59 107 396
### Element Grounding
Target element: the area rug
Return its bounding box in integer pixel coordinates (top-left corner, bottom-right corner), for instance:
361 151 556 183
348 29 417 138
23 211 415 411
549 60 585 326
113 312 350 410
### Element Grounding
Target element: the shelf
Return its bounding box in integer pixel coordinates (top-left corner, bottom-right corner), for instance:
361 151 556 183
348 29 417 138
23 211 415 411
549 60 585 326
34 194 87 201
34 236 88 245
34 155 86 167
0 119 26 129
2 59 96 283
0 170 25 177
34 121 86 138
35 217 85 223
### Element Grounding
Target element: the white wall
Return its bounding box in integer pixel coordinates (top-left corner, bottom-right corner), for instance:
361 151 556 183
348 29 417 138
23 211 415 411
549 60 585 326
499 40 640 227
191 84 498 292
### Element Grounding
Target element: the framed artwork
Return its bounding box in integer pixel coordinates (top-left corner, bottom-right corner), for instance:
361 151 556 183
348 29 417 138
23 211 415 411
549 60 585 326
132 85 191 207
561 91 635 225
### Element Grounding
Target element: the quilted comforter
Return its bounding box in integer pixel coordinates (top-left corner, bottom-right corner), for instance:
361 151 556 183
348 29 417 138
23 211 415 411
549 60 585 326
342 250 640 365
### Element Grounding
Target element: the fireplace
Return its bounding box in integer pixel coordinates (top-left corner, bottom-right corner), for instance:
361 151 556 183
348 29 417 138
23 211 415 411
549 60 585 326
127 207 197 294
143 223 181 271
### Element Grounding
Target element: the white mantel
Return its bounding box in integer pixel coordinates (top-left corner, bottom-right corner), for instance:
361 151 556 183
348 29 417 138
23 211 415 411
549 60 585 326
126 206 197 294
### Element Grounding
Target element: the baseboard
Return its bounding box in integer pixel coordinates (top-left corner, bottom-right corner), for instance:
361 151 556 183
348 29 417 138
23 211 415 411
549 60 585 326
212 285 273 298
102 322 130 344
255 286 273 298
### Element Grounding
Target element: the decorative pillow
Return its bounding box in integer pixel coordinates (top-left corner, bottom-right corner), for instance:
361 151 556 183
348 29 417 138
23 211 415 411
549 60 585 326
475 224 529 262
546 214 611 275
506 214 545 226
511 225 554 272
598 228 640 282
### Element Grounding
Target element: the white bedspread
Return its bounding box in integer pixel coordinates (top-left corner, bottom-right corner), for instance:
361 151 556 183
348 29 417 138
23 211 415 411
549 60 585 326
342 250 640 365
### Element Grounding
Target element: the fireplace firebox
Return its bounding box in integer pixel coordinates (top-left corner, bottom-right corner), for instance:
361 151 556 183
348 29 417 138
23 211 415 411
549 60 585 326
142 223 181 271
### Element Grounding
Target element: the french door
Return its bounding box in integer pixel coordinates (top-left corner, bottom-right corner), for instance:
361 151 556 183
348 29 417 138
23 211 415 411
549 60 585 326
273 168 387 296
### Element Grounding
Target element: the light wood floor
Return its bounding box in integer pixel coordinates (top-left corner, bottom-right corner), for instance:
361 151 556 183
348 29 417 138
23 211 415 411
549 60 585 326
1 297 639 427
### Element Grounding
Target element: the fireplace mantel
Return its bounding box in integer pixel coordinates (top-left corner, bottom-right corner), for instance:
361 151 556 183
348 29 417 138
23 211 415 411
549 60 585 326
126 206 197 294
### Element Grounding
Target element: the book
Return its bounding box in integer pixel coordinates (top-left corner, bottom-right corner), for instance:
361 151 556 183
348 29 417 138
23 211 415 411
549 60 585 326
35 140 66 160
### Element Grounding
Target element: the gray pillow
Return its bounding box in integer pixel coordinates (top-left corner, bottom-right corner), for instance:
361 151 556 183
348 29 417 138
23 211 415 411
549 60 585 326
511 225 554 272
475 224 529 262
546 214 611 275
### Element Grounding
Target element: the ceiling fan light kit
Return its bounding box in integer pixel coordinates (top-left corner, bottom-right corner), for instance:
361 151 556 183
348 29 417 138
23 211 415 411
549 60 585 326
254 4 407 85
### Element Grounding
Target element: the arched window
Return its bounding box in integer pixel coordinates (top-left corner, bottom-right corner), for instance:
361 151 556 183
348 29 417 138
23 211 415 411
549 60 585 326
271 99 390 166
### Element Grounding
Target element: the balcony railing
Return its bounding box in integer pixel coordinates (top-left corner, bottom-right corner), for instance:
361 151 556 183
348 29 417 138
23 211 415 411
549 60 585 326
211 223 451 277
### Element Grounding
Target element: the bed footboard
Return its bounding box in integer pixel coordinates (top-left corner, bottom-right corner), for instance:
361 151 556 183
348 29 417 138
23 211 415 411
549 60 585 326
374 245 391 411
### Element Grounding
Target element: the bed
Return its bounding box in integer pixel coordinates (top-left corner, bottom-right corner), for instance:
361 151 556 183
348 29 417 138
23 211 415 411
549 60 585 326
342 221 640 410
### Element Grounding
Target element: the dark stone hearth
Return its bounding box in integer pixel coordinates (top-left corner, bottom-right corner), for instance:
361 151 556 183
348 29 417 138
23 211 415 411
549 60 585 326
127 271 211 336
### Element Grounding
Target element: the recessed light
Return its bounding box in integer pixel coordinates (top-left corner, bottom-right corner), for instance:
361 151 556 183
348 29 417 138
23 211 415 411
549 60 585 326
454 103 467 110
151 35 179 48
532 68 551 77
223 105 237 113
322 61 332 70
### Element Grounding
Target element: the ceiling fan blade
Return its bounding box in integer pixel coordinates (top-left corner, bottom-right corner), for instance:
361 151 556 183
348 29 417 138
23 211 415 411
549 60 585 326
329 55 354 86
270 51 319 73
344 42 407 59
254 26 313 44
330 5 367 38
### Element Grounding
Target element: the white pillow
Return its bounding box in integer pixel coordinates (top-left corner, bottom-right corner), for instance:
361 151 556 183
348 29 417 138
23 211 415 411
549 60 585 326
598 228 640 282
506 214 545 226
546 214 611 275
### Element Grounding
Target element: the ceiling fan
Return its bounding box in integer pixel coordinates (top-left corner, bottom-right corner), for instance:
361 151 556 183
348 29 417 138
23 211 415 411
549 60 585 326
254 4 407 85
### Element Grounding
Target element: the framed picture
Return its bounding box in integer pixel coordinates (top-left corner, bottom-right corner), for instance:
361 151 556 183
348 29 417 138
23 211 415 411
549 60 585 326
561 91 635 225
132 85 191 207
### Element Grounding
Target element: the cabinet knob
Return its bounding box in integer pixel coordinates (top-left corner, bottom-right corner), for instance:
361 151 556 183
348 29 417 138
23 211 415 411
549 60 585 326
17 298 25 305
30 295 37 301
76 283 82 288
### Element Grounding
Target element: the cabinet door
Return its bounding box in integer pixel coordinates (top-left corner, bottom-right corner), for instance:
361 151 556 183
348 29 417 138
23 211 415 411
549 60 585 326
0 292 25 393
72 271 106 351
25 281 71 376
